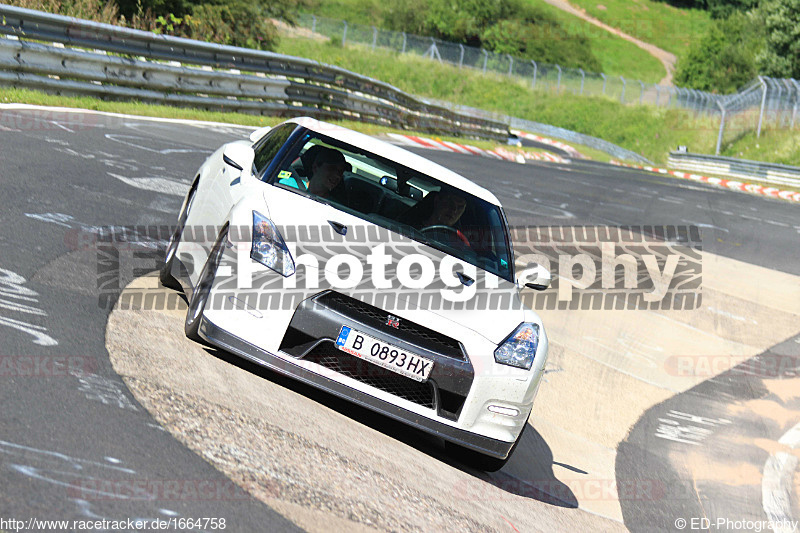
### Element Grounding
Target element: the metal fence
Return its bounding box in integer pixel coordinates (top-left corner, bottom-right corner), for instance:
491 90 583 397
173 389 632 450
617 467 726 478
0 5 508 141
299 14 800 154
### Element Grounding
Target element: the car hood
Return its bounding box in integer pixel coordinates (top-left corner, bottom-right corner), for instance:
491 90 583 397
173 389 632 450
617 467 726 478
263 187 525 345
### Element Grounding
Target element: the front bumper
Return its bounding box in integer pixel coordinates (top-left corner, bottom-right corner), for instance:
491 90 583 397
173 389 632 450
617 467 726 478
198 316 516 459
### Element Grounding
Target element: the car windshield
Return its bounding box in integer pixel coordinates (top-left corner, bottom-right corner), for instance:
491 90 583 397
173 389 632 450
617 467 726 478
269 129 514 281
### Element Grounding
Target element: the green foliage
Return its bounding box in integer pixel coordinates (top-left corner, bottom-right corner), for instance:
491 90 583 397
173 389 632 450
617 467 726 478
153 13 182 34
674 12 760 92
182 2 278 50
756 0 800 78
116 0 190 18
4 0 121 23
649 0 758 18
706 0 759 19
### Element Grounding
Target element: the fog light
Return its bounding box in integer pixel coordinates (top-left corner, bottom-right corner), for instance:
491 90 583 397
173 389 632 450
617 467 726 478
488 405 519 417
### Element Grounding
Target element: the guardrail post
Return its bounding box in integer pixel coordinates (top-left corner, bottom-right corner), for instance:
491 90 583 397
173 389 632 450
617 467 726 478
342 21 348 46
715 99 726 155
620 76 626 103
458 44 464 68
600 73 606 95
639 80 645 104
371 26 377 49
508 55 513 76
579 68 585 95
482 49 488 74
757 76 767 138
556 64 562 92
531 60 537 89
402 32 407 54
311 15 316 34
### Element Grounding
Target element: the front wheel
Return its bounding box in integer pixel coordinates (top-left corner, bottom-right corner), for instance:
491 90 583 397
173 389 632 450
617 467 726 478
185 225 227 343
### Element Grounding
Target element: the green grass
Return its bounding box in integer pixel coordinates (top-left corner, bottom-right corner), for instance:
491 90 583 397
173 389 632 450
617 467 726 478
528 0 666 82
277 37 723 164
561 0 712 59
302 0 666 83
723 129 800 167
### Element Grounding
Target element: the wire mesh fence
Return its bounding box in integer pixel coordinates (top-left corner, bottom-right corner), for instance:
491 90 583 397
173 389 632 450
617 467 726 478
297 13 799 154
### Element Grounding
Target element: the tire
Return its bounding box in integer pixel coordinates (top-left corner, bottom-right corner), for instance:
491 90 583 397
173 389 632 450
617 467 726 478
445 420 527 472
160 183 197 291
184 225 227 343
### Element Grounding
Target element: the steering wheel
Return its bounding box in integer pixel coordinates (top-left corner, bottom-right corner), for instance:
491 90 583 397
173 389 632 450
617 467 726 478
420 225 471 247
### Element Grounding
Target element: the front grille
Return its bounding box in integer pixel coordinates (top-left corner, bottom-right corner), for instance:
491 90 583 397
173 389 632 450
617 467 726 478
315 292 465 360
305 343 436 409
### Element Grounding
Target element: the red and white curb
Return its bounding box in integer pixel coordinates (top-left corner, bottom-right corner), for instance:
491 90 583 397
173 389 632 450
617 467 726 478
611 160 800 203
510 129 584 158
386 133 567 164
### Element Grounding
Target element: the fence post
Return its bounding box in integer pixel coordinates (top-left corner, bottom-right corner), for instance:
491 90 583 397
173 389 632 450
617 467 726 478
668 87 673 107
757 76 767 138
601 73 606 95
371 26 377 49
791 79 799 129
556 64 562 92
482 49 488 74
311 15 316 34
579 68 585 95
715 99 726 155
508 55 513 76
655 85 660 106
402 32 406 54
459 44 464 68
639 80 645 104
342 21 348 46
620 76 626 103
531 60 537 89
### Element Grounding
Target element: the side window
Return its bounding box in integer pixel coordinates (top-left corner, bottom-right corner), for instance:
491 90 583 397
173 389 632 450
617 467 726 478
252 124 295 177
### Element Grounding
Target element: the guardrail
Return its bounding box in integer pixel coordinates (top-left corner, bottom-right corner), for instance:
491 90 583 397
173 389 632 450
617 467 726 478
0 5 508 141
667 151 800 188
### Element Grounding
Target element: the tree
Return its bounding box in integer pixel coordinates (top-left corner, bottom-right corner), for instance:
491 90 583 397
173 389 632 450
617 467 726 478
756 0 800 78
674 12 760 93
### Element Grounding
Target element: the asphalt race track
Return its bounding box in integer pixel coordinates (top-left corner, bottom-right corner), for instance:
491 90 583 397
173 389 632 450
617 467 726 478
0 105 798 532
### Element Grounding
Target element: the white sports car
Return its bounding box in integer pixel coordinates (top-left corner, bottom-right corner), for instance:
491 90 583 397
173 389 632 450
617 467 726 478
161 117 550 471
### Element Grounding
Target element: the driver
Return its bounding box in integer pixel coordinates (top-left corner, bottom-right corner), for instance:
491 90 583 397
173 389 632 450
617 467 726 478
416 190 470 247
307 147 348 199
420 190 467 227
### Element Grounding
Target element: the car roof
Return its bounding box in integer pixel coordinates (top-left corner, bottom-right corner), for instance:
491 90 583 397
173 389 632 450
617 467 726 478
283 117 503 206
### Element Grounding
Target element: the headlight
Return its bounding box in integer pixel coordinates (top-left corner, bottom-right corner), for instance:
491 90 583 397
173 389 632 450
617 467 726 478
494 323 539 370
250 211 295 277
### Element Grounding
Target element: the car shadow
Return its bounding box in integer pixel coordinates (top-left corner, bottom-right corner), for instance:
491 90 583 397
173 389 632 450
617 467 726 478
202 344 578 510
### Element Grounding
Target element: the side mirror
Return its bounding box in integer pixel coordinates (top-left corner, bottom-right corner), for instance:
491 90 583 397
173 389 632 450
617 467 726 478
521 262 551 291
249 126 272 143
222 143 255 174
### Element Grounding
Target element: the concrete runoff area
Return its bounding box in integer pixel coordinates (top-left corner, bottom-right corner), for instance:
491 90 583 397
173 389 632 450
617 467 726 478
107 244 800 527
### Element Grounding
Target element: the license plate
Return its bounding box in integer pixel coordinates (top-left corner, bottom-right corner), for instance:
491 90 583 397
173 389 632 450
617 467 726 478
335 326 433 382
